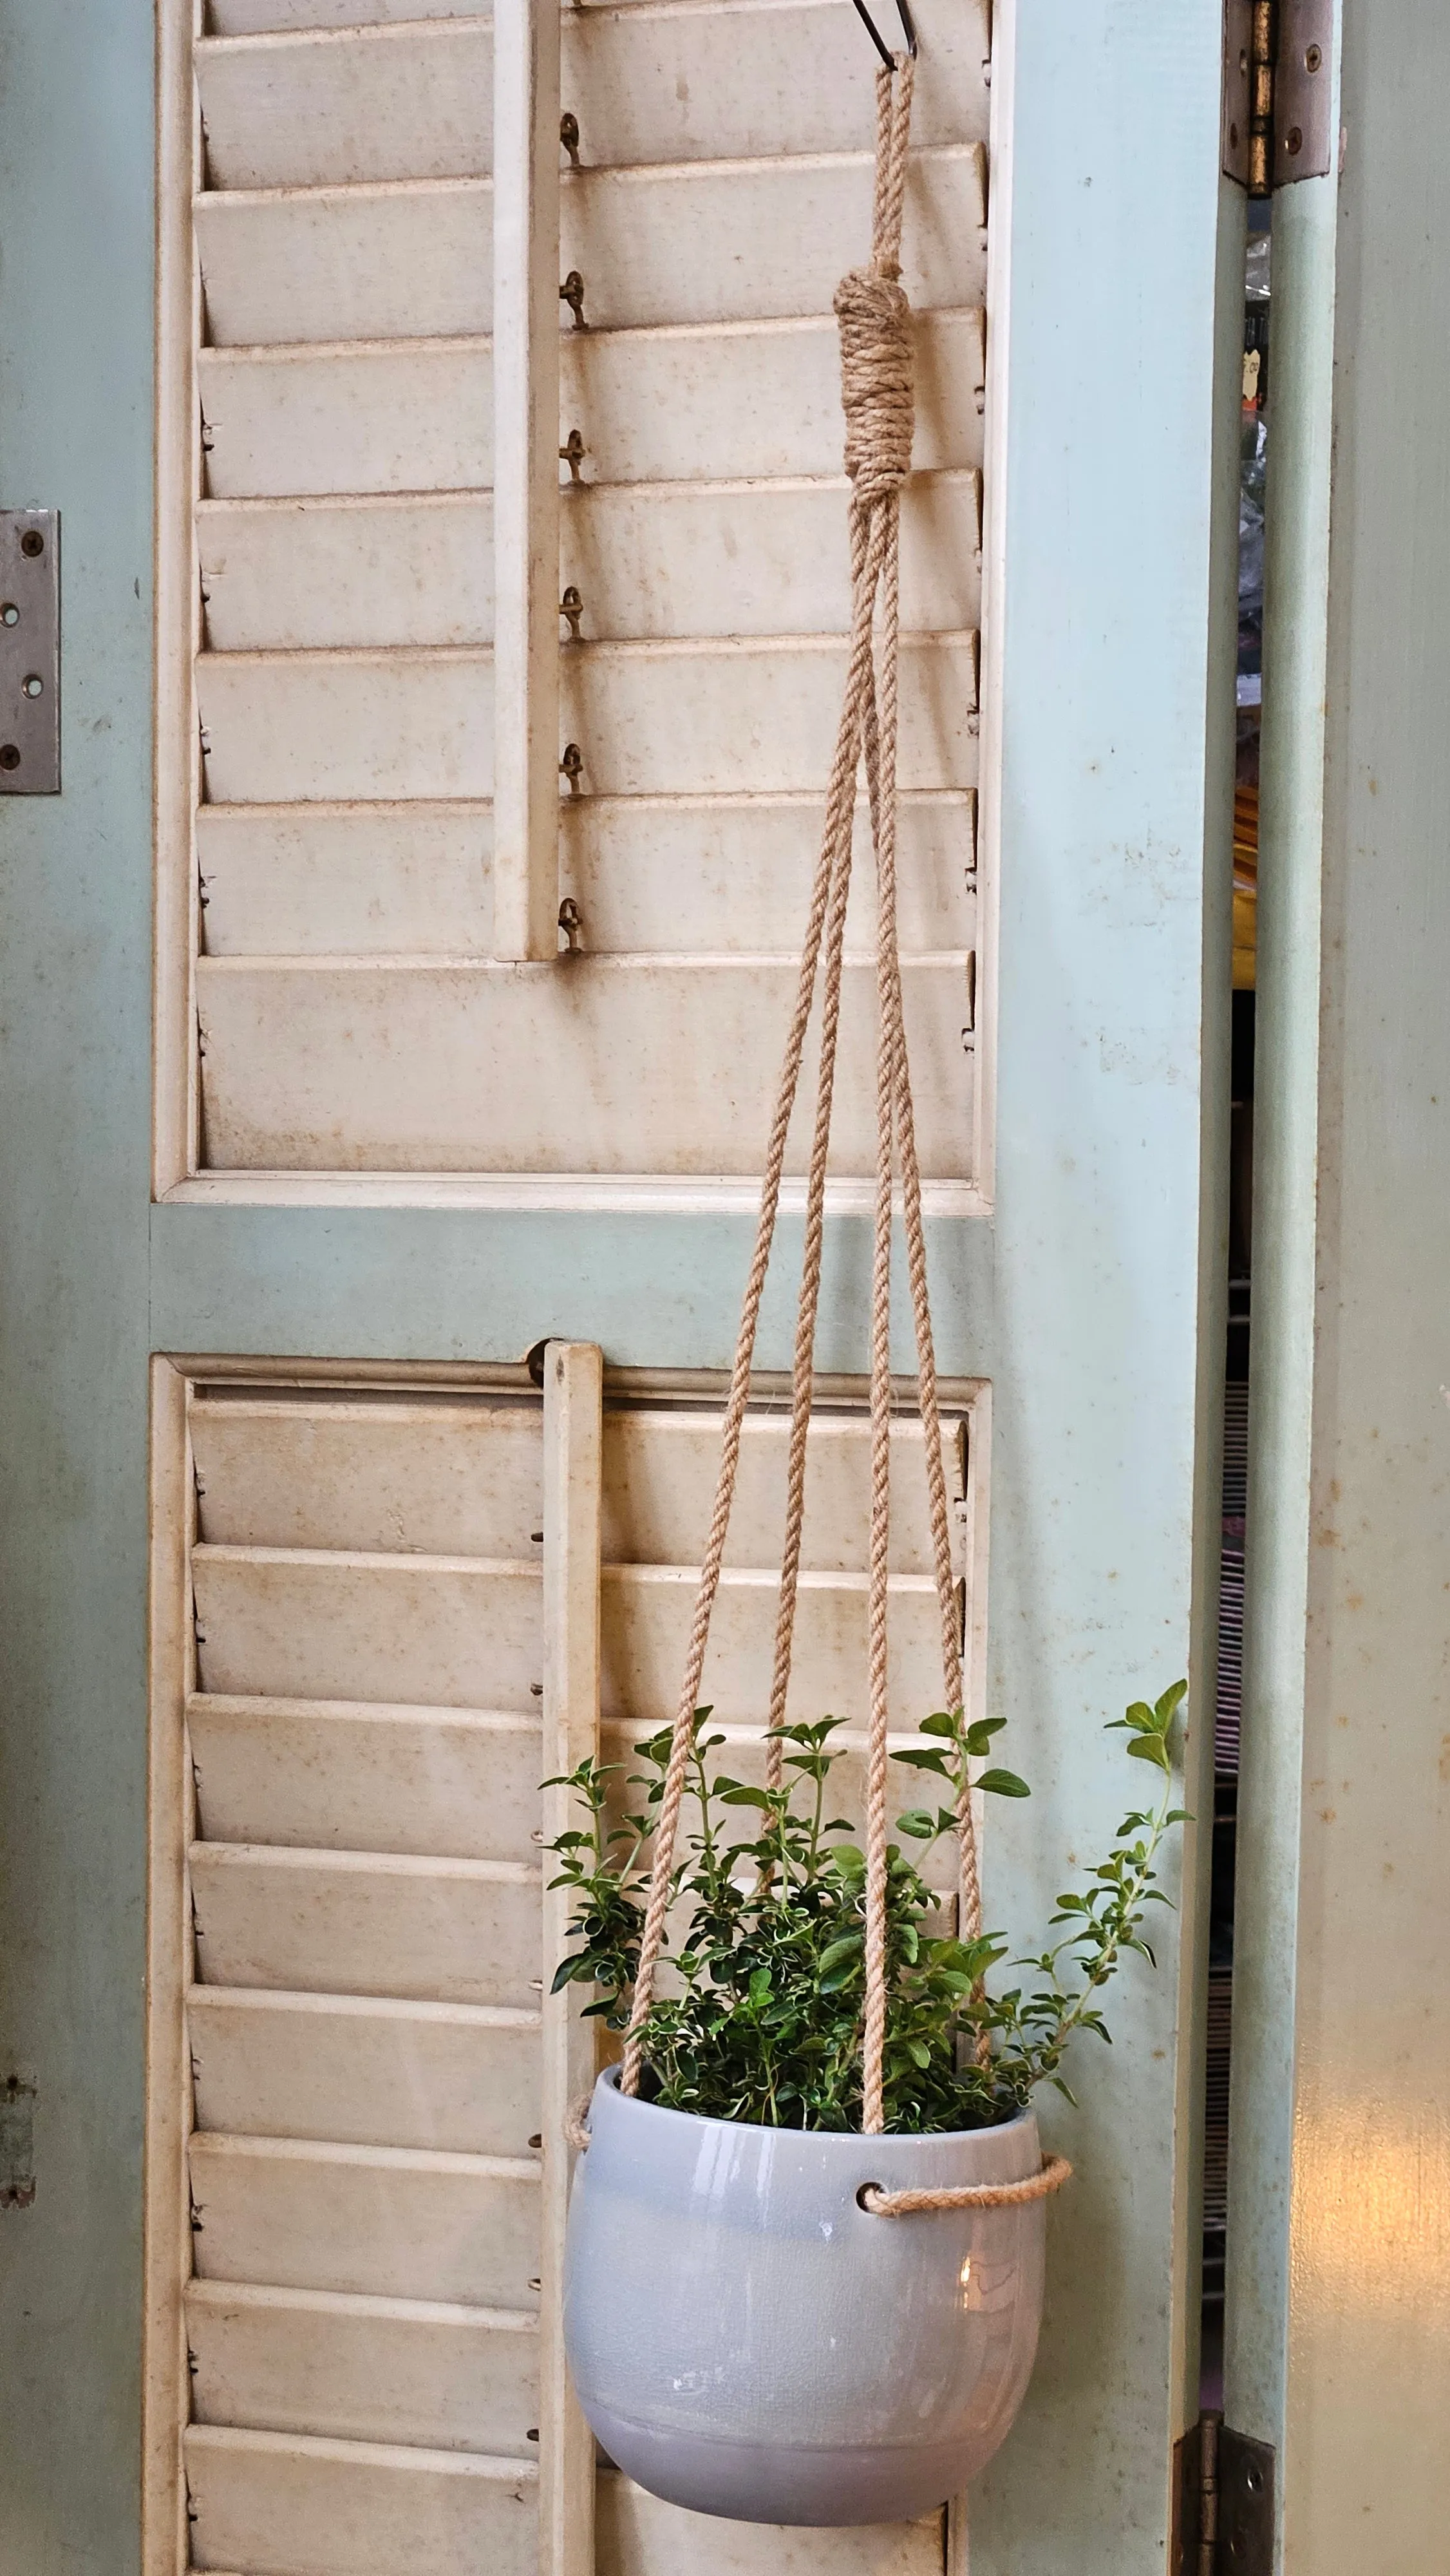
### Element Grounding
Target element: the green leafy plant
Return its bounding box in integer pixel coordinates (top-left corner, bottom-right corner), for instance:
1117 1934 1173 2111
547 1681 1190 2133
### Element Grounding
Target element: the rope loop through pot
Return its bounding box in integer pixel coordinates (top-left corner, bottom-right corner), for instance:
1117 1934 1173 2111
860 2154 1075 2217
619 55 984 2142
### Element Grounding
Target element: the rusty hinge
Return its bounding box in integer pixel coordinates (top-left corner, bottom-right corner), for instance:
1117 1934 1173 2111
1223 0 1333 195
1174 2412 1276 2576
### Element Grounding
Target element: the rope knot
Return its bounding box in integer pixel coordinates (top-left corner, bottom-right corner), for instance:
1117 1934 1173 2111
834 265 914 504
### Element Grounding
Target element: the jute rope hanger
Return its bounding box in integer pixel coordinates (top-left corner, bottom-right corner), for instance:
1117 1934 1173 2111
602 59 1068 2219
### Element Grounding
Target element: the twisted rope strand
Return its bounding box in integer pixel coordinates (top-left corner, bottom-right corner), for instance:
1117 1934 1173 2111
621 59 1008 2158
621 502 889 2092
863 2154 1073 2215
767 502 881 1769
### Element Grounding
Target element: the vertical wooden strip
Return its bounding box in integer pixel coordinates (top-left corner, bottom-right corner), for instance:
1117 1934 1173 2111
153 0 205 1191
493 0 562 961
541 1342 602 2576
141 1361 196 2576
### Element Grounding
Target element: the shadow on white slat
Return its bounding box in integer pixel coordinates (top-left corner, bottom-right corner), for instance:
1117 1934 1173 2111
186 2277 539 2456
187 1988 541 2154
196 473 981 652
188 2132 541 2306
183 2422 537 2576
598 2470 945 2576
189 1842 542 2006
603 1410 965 1577
198 309 984 497
197 0 985 187
190 1395 543 1552
189 1697 542 1857
196 794 977 960
191 1546 543 1706
193 954 974 1178
194 149 984 345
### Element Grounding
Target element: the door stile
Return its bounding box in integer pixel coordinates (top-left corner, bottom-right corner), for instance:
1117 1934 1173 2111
541 1342 603 2576
141 1361 198 2576
493 0 563 961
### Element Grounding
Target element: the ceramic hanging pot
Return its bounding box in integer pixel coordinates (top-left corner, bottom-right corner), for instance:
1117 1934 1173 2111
563 2070 1048 2526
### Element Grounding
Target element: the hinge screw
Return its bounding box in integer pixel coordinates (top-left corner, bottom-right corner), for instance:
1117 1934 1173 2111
560 270 587 328
560 111 581 166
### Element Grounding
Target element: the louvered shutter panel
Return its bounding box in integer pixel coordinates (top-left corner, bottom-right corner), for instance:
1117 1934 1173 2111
158 1365 983 2575
173 0 989 1189
181 1387 551 2571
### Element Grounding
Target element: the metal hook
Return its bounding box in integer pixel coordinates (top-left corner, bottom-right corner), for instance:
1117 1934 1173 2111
849 0 916 70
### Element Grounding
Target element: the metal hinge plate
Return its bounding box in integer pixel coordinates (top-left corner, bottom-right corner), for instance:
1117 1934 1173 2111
0 510 60 794
1174 2413 1276 2576
1223 0 1333 193
1272 0 1333 185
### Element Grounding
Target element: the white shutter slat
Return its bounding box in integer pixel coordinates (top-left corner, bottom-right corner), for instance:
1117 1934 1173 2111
195 149 984 346
601 1564 954 1732
196 633 977 804
189 1698 541 1859
198 804 494 956
187 2279 539 2457
193 956 974 1179
603 1412 964 1577
199 3 983 187
189 1843 542 2007
197 473 979 652
191 1546 543 1707
188 1989 541 2155
196 21 493 192
189 2133 541 2307
211 0 483 30
197 310 983 498
197 793 975 960
190 1396 544 1553
200 495 495 653
183 2424 537 2576
599 2471 945 2576
561 0 988 165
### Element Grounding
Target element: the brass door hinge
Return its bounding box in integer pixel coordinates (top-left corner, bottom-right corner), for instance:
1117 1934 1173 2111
1174 2412 1276 2576
1223 0 1333 195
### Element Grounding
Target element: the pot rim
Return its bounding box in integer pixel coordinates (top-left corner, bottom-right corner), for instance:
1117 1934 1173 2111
590 2063 1038 2150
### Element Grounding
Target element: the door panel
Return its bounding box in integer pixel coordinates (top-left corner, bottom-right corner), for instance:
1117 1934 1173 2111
171 0 985 1191
164 1376 980 2574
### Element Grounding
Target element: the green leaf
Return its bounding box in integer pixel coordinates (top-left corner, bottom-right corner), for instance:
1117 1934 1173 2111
718 1785 774 1808
896 1809 937 1839
891 1748 952 1776
920 1712 959 1738
818 1937 863 1974
1126 1736 1171 1772
1154 1678 1189 1725
977 1768 1031 1798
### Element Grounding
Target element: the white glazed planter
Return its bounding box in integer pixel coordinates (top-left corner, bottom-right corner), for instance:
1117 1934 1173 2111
563 2069 1047 2526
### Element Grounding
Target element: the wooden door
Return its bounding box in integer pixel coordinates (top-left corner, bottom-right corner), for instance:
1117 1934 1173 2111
0 5 1241 2574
